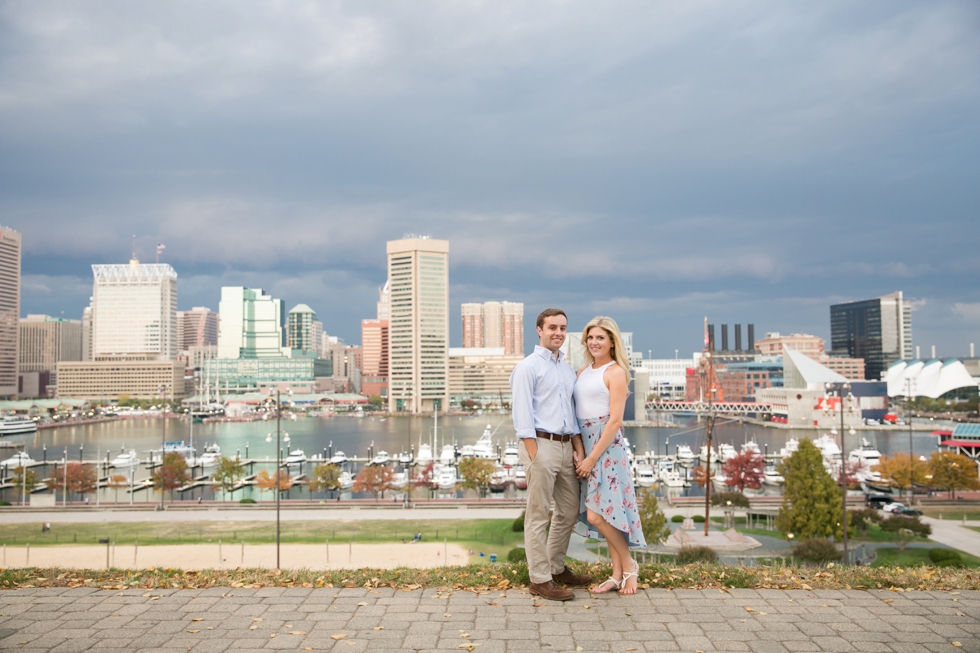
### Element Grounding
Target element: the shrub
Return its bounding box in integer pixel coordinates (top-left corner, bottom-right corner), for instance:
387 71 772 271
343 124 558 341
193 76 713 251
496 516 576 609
0 500 10 506
692 514 705 523
849 508 882 533
711 491 750 509
512 511 525 532
792 538 842 565
507 547 526 563
880 515 931 538
928 548 963 567
637 490 671 544
239 498 256 504
675 546 718 564
671 514 685 523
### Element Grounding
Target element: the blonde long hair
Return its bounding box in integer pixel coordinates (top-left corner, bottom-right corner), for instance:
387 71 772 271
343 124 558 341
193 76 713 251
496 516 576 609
581 316 633 385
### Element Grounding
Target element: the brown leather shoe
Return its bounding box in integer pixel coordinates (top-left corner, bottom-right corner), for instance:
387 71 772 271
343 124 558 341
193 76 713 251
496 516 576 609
552 566 592 588
529 580 575 601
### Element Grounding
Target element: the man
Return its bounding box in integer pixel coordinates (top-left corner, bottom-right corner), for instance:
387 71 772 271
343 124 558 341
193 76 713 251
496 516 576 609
510 308 592 601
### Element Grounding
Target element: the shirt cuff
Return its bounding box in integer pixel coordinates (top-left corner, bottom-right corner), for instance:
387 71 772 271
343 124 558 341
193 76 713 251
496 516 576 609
515 430 537 439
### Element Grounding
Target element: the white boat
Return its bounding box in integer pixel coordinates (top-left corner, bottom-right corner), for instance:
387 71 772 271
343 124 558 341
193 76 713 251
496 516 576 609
813 434 842 474
514 465 527 490
398 451 413 465
416 443 433 465
459 445 476 458
0 417 37 436
439 444 456 466
698 445 719 464
371 450 390 465
741 440 762 456
848 438 882 468
472 426 496 458
110 450 141 468
675 445 696 464
437 467 458 490
779 438 800 460
717 443 737 461
338 471 354 491
0 451 35 468
329 451 348 465
763 466 784 486
390 471 408 490
162 441 196 462
489 468 507 492
659 469 686 488
501 443 520 467
285 450 307 466
199 444 221 468
712 470 732 490
635 464 656 488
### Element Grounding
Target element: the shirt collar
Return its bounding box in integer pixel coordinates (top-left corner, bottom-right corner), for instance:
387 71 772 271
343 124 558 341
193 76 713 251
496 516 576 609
534 345 564 363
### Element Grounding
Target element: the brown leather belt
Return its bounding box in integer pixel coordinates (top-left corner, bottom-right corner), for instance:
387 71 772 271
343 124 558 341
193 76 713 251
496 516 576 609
535 431 573 442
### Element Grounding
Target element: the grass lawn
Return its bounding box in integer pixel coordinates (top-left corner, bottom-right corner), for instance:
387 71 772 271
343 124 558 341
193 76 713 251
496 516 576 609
920 509 980 521
872 547 980 569
0 519 524 554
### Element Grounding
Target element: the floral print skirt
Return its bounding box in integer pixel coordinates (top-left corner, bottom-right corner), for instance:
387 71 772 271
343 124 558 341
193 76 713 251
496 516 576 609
574 415 647 549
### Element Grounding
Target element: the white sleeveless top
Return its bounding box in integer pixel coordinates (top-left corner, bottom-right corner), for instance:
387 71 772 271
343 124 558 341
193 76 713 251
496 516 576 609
573 361 614 420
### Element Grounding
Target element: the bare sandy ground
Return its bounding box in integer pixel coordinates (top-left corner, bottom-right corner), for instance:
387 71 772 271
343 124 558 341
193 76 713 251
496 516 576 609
2 541 471 570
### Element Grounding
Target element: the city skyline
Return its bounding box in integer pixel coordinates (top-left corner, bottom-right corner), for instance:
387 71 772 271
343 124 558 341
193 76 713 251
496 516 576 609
3 2 979 357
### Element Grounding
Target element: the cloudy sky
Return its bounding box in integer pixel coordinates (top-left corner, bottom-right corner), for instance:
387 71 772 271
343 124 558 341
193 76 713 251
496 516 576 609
3 1 978 358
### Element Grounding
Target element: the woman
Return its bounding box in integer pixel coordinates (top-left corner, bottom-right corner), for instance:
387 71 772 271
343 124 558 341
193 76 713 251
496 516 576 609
573 316 646 594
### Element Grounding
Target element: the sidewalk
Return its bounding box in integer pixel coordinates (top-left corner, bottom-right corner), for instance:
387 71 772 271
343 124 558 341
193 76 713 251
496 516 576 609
1 586 977 653
922 517 980 558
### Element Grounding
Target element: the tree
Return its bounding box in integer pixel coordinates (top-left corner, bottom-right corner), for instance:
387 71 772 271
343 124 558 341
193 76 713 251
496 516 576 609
637 490 671 544
692 464 712 488
353 465 393 501
308 463 341 500
151 452 190 502
458 458 497 498
255 469 295 499
46 462 97 504
720 452 764 492
107 474 129 504
928 451 980 498
368 395 383 407
211 456 246 501
776 439 845 541
414 461 435 495
11 466 38 505
880 515 931 552
711 491 750 509
876 453 929 500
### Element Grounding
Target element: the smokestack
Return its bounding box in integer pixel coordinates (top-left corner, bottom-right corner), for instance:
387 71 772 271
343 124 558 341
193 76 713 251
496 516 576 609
721 324 729 352
748 324 755 351
931 345 936 359
971 343 975 358
735 324 742 352
707 324 716 351
915 345 920 359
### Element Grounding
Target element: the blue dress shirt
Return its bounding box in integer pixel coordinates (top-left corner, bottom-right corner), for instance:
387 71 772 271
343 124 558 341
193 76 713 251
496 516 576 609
510 345 580 439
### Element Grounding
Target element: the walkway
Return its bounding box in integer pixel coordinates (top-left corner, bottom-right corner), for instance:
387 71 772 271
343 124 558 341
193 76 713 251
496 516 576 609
1 586 977 652
922 517 980 558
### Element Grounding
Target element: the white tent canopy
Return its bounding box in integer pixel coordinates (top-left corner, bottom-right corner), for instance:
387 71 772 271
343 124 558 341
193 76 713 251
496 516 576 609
884 359 977 398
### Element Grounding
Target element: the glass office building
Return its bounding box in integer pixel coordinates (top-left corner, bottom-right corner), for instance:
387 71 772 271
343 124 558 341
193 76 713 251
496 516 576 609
217 287 290 359
91 261 178 361
830 291 912 381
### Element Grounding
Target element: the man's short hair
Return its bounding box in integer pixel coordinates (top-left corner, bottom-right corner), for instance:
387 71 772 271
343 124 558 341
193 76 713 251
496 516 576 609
536 308 567 330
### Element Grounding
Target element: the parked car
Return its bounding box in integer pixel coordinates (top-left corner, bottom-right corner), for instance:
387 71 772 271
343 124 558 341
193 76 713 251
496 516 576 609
882 502 906 513
893 507 923 516
865 494 895 509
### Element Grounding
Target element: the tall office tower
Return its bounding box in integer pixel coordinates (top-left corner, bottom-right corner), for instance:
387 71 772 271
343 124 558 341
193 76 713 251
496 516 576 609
81 304 93 360
501 301 523 355
361 318 389 399
831 291 913 381
0 226 21 397
483 301 502 349
217 287 289 359
461 303 484 348
377 281 390 321
19 315 83 376
91 258 177 361
387 236 449 413
286 304 322 354
177 307 219 351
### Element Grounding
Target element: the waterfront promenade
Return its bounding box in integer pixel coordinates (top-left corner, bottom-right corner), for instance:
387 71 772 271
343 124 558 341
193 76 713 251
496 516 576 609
1 585 977 653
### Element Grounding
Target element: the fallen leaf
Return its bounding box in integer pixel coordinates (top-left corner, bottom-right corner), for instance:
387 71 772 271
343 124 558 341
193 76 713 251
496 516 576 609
269 633 276 639
956 611 966 617
357 602 368 606
800 584 813 591
759 612 768 616
533 603 545 608
331 634 348 640
486 601 501 606
458 646 474 652
289 631 307 636
373 627 384 631
344 641 356 647
952 642 962 648
191 618 204 622
576 648 583 652
111 614 121 617
305 648 313 651
252 618 263 622
187 630 199 634
744 607 755 613
883 599 894 604
627 649 637 652
444 613 452 617
285 624 293 628
249 625 258 631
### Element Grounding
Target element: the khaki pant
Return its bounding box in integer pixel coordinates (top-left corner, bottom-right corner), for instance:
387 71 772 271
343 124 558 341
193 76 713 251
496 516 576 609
518 438 580 584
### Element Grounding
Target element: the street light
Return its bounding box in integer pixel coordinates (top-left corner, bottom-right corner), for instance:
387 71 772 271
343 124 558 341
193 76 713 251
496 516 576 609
158 382 171 511
905 378 917 505
264 387 292 570
825 381 854 564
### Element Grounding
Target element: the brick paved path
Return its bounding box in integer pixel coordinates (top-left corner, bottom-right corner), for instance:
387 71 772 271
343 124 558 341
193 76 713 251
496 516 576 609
1 587 977 653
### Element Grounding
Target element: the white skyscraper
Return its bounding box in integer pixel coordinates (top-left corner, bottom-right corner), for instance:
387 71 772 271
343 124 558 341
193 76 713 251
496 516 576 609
217 287 289 359
0 226 20 396
91 259 177 361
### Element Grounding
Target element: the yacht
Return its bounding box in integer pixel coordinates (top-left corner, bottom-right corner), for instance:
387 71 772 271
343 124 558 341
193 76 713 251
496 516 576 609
415 443 433 465
698 445 719 464
110 450 141 468
675 445 696 464
371 450 390 465
438 444 456 466
741 440 762 457
285 450 307 466
489 468 507 492
813 434 843 474
0 417 37 436
329 451 348 465
338 471 354 491
0 451 35 468
848 438 882 469
514 465 527 490
778 438 800 460
199 444 221 468
717 443 738 461
162 441 196 464
501 443 520 467
763 466 785 486
458 445 476 458
472 426 496 458
390 471 408 490
659 466 686 488
635 464 656 488
398 451 413 465
437 466 458 490
712 470 732 491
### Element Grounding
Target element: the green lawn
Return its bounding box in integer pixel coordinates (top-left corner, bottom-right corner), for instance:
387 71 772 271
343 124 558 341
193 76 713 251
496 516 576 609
921 509 980 521
0 519 523 555
872 547 980 569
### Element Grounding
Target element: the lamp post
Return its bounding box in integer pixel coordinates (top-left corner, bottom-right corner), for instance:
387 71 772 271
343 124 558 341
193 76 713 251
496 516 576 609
158 383 171 511
905 378 916 505
824 381 854 564
265 388 292 570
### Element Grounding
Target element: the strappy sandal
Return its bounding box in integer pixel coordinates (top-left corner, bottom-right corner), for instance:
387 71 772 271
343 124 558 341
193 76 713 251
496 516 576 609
619 559 639 595
590 577 621 594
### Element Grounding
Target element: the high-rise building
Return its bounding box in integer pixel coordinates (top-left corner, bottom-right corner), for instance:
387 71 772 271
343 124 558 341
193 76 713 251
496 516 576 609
286 304 322 354
377 281 390 321
361 318 389 399
0 226 20 397
830 291 912 381
217 287 289 359
18 315 83 377
448 347 523 406
461 300 524 355
81 304 93 361
755 332 825 358
91 259 177 361
387 237 449 413
177 307 219 351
